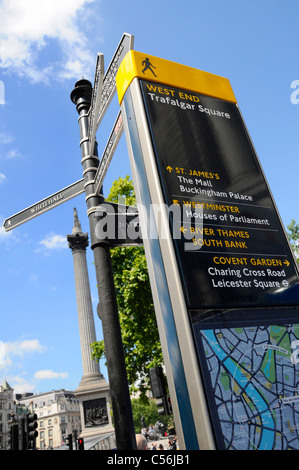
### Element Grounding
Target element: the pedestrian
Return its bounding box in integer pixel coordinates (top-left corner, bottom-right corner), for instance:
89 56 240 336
168 438 177 450
136 434 148 450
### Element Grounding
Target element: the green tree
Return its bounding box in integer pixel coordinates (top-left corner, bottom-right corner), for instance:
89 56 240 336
131 397 173 433
287 220 299 263
91 176 163 397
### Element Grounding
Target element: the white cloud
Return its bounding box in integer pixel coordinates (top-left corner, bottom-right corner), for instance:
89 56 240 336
0 131 14 145
0 0 98 83
0 227 13 243
0 79 4 104
0 342 69 391
0 172 6 184
0 131 22 166
38 233 68 250
0 339 46 370
0 341 5 366
4 375 36 395
5 149 22 160
34 369 68 380
4 339 46 357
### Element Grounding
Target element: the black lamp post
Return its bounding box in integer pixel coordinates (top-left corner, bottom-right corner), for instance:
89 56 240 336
70 79 136 451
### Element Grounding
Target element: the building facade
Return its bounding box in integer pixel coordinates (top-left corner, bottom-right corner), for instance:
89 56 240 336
17 390 81 450
0 381 14 450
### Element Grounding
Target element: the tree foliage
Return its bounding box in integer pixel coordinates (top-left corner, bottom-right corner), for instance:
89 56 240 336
287 220 299 263
131 397 173 434
91 176 163 396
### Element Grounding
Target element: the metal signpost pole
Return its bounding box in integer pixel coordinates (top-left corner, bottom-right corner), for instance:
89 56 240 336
70 79 136 451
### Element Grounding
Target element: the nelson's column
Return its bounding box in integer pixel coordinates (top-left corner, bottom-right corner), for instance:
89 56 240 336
67 208 114 440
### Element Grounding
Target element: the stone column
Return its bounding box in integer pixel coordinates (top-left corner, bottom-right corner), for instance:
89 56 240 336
67 208 114 439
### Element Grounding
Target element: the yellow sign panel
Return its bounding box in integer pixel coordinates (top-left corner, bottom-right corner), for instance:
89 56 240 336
116 50 237 104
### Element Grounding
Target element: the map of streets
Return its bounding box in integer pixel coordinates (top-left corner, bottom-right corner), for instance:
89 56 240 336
198 323 299 450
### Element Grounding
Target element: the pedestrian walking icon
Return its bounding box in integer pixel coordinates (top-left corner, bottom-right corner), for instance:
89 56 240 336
142 58 157 77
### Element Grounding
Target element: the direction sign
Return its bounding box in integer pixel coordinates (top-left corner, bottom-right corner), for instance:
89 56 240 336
2 35 134 234
90 32 134 144
117 51 299 311
94 111 123 195
88 53 104 155
116 50 299 451
140 80 299 309
3 179 85 231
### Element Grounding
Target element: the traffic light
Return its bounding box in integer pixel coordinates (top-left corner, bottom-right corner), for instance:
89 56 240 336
155 395 173 415
78 437 84 450
149 367 166 398
65 433 73 450
26 413 38 449
156 397 166 415
149 367 172 415
156 396 170 415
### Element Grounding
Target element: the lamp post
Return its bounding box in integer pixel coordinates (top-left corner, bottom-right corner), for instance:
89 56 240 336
70 79 136 450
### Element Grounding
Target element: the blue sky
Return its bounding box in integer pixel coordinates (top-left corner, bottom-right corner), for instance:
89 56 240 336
0 0 298 395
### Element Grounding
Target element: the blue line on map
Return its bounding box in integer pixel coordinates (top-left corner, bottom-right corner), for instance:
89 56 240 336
204 330 275 450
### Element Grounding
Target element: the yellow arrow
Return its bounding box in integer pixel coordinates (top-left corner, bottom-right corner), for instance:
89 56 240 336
180 226 187 233
284 260 290 266
173 200 180 205
166 166 173 172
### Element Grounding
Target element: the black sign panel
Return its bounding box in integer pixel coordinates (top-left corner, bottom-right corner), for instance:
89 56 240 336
140 80 299 309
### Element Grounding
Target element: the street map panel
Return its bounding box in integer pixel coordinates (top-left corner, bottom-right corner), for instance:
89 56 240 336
198 323 299 450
